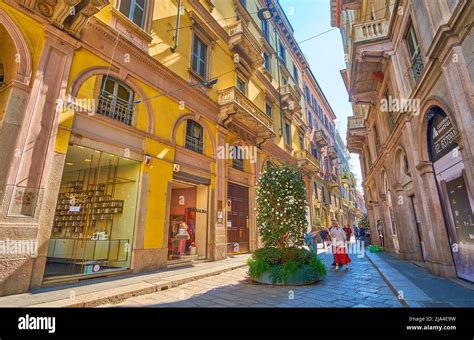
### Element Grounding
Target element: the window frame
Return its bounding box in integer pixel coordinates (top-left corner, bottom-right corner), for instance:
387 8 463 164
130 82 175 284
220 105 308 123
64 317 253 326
191 33 209 80
118 0 148 29
185 119 204 154
97 76 135 126
284 121 291 146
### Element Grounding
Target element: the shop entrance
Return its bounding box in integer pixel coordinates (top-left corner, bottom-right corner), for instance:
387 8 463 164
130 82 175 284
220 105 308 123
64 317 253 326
227 182 249 254
45 144 139 279
167 181 208 263
428 107 474 282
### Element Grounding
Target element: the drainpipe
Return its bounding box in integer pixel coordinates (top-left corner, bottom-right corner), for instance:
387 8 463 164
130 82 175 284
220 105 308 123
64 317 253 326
170 0 182 53
273 14 284 137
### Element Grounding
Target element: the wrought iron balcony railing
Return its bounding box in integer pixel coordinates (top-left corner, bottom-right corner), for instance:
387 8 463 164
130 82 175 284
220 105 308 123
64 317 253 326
97 94 133 126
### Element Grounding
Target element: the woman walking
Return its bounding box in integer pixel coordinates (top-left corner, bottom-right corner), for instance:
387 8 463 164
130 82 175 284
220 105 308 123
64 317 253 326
330 223 351 270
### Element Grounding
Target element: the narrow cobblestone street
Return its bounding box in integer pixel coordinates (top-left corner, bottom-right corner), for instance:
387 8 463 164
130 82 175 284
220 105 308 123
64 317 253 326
110 250 402 308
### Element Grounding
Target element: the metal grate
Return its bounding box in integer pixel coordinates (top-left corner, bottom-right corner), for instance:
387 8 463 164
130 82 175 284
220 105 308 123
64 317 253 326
97 93 133 126
185 135 203 154
411 51 424 82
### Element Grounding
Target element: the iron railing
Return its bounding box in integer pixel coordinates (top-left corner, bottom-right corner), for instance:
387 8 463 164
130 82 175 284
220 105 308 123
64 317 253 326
185 135 203 154
97 93 133 126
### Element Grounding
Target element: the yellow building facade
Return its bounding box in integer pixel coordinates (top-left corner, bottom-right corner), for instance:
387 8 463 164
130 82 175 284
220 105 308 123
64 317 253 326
0 0 348 295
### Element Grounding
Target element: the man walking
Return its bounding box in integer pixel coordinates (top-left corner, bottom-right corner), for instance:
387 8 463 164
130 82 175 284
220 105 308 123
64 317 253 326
376 219 384 247
320 227 329 249
353 224 359 241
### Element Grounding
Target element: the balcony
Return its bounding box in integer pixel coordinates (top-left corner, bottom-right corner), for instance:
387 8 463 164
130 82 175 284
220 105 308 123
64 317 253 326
227 20 263 75
293 150 319 174
350 15 394 105
279 84 302 119
346 116 366 153
327 146 338 160
218 87 275 145
310 129 328 147
353 18 390 44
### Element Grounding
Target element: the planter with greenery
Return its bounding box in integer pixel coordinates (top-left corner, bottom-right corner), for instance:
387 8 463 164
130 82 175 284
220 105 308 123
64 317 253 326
247 163 327 285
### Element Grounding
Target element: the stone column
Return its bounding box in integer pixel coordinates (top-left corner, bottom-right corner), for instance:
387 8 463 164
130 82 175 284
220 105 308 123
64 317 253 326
248 149 261 252
415 161 457 278
0 26 80 294
209 125 228 261
392 185 423 262
379 194 396 252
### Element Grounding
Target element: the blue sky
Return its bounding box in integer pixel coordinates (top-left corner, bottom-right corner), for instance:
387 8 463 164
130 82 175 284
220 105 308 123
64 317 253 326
279 0 363 189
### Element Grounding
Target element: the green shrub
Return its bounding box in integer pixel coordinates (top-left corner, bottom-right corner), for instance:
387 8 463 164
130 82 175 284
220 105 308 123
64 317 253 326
248 247 327 284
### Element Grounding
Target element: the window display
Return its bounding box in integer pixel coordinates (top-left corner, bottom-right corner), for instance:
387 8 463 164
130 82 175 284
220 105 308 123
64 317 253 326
45 145 139 278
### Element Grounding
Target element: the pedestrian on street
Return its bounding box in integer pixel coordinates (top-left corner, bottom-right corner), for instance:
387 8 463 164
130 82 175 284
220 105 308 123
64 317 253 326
343 224 352 243
353 224 359 241
329 220 338 266
359 225 366 244
305 226 318 253
329 223 351 270
377 219 384 247
320 227 329 249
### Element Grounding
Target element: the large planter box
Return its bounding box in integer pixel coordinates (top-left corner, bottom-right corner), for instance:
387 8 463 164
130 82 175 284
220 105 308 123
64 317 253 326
251 268 322 286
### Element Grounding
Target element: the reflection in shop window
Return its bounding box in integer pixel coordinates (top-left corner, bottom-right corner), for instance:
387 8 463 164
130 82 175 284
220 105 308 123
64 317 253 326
45 145 139 278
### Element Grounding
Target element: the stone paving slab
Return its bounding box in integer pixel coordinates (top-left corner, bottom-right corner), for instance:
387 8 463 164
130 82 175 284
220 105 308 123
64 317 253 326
0 255 250 307
111 250 403 308
366 251 474 307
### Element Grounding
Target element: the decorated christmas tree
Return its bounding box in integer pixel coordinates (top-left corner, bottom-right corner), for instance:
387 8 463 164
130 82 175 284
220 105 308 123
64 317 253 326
256 163 308 248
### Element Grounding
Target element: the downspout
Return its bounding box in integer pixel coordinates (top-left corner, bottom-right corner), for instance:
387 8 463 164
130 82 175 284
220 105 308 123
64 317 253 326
170 0 182 53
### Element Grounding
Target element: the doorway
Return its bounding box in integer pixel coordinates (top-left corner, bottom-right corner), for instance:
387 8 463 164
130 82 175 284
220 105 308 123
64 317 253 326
227 182 249 254
167 181 208 263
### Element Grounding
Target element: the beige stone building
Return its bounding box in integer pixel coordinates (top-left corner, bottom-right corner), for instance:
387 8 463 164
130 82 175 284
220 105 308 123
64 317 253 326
331 0 473 282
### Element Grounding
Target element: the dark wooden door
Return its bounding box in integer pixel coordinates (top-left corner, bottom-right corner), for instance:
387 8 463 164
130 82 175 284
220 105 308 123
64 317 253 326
227 182 249 254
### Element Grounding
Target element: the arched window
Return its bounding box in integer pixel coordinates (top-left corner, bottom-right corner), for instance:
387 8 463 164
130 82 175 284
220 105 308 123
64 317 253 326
185 120 203 154
97 76 135 126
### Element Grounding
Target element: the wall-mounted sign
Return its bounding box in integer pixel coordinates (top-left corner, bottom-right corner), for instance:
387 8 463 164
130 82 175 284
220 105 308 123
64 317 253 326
428 109 457 162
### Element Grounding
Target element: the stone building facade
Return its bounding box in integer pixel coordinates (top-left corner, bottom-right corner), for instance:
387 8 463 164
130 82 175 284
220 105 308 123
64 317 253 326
332 0 473 282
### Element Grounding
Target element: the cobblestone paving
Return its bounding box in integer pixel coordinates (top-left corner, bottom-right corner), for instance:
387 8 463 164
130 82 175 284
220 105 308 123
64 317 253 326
111 251 402 308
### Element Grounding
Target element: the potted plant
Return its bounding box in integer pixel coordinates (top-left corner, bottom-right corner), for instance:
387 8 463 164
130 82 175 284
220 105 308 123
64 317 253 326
247 163 327 285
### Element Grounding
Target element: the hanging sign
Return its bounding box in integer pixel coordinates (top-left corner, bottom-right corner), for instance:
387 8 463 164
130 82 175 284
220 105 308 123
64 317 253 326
429 111 457 162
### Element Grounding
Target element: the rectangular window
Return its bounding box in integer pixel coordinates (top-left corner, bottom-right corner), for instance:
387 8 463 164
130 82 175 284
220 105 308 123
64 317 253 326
282 75 288 85
313 182 318 200
263 52 271 72
406 23 424 82
293 65 299 84
299 133 304 149
321 187 326 203
285 122 291 145
240 0 247 7
191 35 207 79
262 19 269 40
232 146 244 171
265 101 273 117
279 42 286 66
119 0 147 28
307 110 313 128
237 77 246 94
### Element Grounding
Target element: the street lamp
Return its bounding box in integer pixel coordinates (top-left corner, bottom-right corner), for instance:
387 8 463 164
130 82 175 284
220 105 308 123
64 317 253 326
258 4 284 137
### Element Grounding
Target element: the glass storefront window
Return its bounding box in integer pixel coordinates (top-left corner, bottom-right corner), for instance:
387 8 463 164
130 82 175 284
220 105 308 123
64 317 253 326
45 144 139 278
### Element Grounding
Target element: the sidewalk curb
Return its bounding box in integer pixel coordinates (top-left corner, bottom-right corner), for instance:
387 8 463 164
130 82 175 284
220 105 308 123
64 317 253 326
365 251 409 308
27 262 248 308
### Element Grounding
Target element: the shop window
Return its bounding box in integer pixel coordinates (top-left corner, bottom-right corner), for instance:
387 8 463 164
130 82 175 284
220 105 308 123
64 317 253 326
284 122 291 145
191 34 208 79
97 76 135 126
232 146 244 171
119 0 147 28
185 120 204 154
46 145 139 278
406 22 424 82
